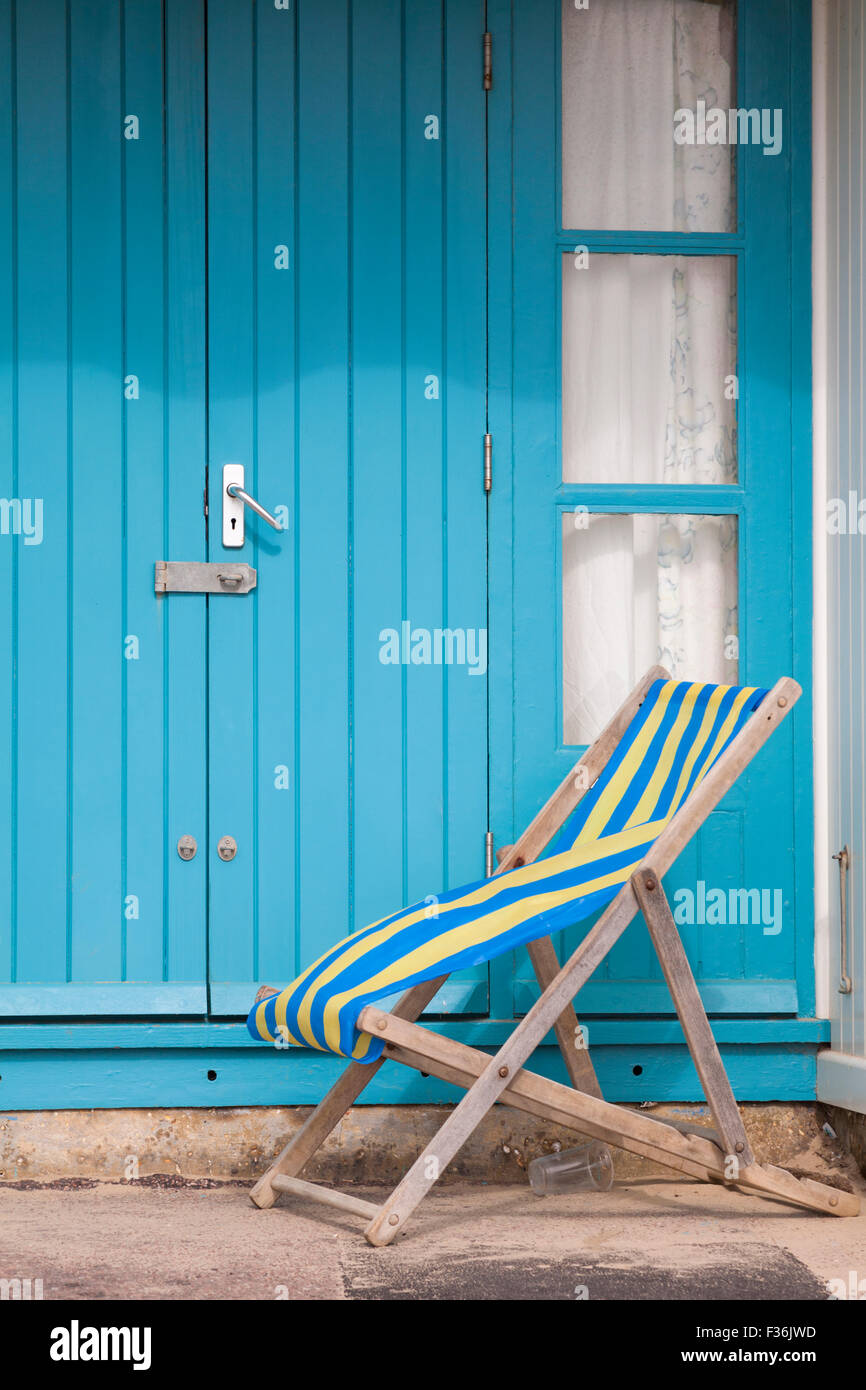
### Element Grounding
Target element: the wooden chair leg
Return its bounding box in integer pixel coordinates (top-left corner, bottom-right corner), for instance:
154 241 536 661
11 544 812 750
250 974 446 1209
526 937 603 1099
631 868 755 1168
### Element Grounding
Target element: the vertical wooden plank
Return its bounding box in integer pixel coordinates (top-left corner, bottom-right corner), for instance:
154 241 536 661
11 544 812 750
351 0 405 932
486 0 516 1019
253 0 297 987
442 0 487 906
68 0 123 982
404 0 446 905
207 0 257 997
14 0 69 986
295 0 351 972
0 0 14 987
122 0 168 985
164 0 207 986
740 0 798 1009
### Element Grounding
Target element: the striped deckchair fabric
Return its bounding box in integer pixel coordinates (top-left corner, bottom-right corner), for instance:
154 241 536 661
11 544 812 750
247 678 767 1062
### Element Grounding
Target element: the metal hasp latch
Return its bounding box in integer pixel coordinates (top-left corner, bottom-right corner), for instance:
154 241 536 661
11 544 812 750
833 845 853 994
154 561 257 595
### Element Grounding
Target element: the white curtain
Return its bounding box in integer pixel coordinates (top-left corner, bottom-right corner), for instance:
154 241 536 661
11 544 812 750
562 0 736 233
559 0 739 745
562 253 737 486
562 513 739 745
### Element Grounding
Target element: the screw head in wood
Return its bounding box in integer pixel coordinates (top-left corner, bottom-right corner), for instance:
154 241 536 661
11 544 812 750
375 1015 389 1030
645 876 656 891
829 1195 838 1207
777 696 788 707
498 1066 509 1078
388 1214 399 1226
735 1141 744 1153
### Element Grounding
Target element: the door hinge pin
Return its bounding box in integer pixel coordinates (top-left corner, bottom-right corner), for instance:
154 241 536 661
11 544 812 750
485 830 495 878
483 31 492 90
483 432 492 491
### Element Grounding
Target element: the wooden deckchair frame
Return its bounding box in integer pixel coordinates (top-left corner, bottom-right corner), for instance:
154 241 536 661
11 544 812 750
250 667 859 1244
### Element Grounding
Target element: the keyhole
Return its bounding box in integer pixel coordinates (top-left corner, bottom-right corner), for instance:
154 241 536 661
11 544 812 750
230 517 237 531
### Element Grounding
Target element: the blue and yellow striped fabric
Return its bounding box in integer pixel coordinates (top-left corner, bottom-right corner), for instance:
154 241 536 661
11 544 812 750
247 679 768 1061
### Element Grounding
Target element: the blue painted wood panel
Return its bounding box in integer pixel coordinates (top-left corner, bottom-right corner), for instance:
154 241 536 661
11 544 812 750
494 0 813 1018
0 1034 825 1111
205 0 489 1016
0 0 208 1015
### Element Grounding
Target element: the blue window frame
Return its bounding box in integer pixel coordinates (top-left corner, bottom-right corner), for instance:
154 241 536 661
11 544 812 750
488 0 815 1023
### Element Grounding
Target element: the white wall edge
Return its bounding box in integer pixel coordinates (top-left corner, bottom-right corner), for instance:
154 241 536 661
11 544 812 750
817 1049 866 1115
812 0 831 1023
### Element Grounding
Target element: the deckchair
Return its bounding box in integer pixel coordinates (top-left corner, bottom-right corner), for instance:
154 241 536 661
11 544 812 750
247 668 859 1245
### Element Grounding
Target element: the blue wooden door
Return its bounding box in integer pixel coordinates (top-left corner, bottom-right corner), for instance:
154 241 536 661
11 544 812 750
204 0 489 1015
0 0 208 1016
0 0 488 1021
490 0 813 1019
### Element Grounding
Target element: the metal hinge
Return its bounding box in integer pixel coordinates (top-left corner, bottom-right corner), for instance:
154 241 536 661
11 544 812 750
483 31 492 90
485 830 494 878
483 432 492 491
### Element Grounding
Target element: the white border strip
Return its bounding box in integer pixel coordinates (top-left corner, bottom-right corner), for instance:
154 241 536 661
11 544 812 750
812 0 831 1021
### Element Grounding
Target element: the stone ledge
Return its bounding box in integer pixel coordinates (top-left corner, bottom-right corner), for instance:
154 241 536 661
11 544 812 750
0 1101 855 1187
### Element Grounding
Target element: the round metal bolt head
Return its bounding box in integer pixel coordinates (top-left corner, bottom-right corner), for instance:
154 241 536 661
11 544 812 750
645 876 656 891
829 1195 838 1207
375 1015 389 1030
177 834 197 861
388 1214 399 1226
777 696 788 708
735 1141 744 1153
498 1065 509 1078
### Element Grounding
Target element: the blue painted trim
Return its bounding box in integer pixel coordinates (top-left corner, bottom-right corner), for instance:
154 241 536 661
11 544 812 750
513 979 799 1016
0 1041 824 1110
0 984 207 1016
556 233 746 252
0 1016 830 1047
208 980 488 1018
555 486 745 513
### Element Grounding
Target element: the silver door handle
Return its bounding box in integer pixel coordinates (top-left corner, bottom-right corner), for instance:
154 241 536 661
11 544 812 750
225 483 282 531
833 845 853 994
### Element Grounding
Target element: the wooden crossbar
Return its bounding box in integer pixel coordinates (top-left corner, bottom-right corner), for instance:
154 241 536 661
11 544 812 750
357 1007 859 1220
270 1174 380 1220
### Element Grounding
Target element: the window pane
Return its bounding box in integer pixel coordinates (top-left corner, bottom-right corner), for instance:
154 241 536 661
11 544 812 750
562 253 737 484
562 0 737 232
562 512 738 745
